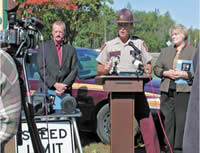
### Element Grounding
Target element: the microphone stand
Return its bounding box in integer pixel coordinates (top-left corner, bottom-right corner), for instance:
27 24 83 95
21 50 45 153
111 61 119 75
111 56 120 75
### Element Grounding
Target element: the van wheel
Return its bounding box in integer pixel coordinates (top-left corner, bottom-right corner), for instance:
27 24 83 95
97 103 140 144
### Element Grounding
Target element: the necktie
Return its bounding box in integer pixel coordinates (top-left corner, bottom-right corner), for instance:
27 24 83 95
56 42 63 66
57 47 62 66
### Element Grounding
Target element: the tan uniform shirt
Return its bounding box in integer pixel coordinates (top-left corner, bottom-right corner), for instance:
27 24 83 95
96 36 152 73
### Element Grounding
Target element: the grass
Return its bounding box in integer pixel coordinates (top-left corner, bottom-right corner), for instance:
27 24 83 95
82 143 110 153
5 138 110 153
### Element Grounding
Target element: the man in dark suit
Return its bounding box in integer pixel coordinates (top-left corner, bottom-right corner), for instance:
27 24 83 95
37 21 78 96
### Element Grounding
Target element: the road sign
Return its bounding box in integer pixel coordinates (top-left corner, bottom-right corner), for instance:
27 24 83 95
16 120 74 153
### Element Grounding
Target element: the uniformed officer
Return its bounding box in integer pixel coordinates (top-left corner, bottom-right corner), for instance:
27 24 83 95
96 8 160 153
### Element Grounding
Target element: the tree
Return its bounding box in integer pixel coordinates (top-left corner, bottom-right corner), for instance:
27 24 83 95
16 0 113 44
73 4 116 49
14 0 180 51
126 2 132 11
189 28 200 47
133 10 174 52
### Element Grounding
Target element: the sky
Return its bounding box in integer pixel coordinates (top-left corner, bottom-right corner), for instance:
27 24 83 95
109 0 200 29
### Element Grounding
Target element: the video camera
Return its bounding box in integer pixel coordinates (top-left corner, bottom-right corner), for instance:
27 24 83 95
0 5 45 153
0 4 44 57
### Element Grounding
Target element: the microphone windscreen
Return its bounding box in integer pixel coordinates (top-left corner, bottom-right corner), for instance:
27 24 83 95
128 41 134 46
61 95 77 114
128 41 141 54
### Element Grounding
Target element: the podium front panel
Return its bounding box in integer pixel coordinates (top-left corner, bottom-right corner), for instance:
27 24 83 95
110 93 135 153
104 80 143 92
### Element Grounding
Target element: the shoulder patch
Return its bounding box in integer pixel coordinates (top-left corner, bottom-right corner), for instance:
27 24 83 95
100 44 107 52
142 42 149 52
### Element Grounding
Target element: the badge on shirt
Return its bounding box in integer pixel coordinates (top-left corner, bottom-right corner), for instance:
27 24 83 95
109 51 121 57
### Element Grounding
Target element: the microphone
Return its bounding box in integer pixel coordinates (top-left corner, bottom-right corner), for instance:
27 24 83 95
61 95 77 113
111 56 120 75
29 17 44 30
128 41 144 75
128 41 141 55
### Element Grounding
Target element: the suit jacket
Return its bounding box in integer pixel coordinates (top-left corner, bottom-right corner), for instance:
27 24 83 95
183 48 199 153
153 45 196 92
37 40 78 93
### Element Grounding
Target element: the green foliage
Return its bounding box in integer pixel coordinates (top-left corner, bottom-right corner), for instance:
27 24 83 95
73 5 116 48
83 143 110 153
15 0 199 51
189 28 200 47
16 0 113 44
133 10 174 52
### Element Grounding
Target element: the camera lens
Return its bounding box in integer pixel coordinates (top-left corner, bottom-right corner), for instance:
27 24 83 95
8 12 16 25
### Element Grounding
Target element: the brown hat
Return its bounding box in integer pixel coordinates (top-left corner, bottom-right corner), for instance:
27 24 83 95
111 8 140 23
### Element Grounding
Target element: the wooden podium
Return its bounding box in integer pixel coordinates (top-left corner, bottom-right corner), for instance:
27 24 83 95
95 75 149 153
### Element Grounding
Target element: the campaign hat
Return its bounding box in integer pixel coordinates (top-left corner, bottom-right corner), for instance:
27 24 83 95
111 8 140 23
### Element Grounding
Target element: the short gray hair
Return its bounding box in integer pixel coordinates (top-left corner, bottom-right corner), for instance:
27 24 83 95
52 21 66 33
169 24 188 40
